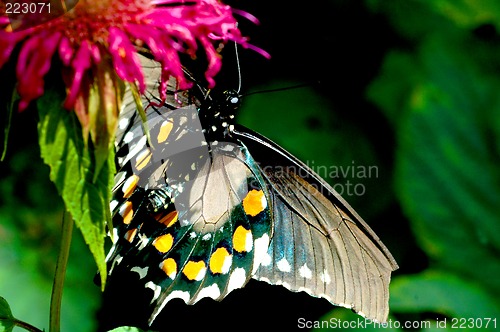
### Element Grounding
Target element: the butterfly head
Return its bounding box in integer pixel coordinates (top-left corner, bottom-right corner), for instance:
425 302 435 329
199 89 240 139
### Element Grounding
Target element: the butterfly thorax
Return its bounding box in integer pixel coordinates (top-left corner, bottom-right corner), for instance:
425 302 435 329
199 90 240 141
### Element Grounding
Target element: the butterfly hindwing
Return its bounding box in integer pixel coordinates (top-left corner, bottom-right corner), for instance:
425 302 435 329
106 101 273 325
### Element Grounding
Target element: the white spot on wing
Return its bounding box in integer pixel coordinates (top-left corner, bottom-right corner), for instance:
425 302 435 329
109 200 119 212
118 118 129 130
165 290 190 304
260 251 272 267
227 267 247 293
220 254 232 275
194 283 221 302
277 257 291 272
245 231 253 252
137 233 149 250
252 234 270 274
145 281 162 302
123 135 147 164
320 269 331 284
123 131 134 143
113 172 127 190
131 266 149 279
299 264 312 279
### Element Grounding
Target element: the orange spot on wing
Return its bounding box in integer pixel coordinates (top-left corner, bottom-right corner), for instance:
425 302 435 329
242 189 267 217
122 175 139 198
135 149 152 170
153 233 174 253
161 258 177 279
183 260 206 281
157 121 174 143
157 210 178 228
120 201 134 225
209 247 231 274
233 225 252 253
124 228 138 242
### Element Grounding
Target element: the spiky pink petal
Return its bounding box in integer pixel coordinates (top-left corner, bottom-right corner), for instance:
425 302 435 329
108 27 145 93
16 31 61 111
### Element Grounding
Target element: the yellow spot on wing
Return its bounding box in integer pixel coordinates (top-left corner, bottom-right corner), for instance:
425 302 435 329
135 149 152 170
183 260 206 281
122 175 139 198
161 258 177 279
242 189 267 217
153 233 174 253
233 225 252 253
157 121 174 143
120 201 133 225
209 247 231 274
157 210 178 227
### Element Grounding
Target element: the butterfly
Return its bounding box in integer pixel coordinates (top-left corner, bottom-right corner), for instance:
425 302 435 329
104 54 398 328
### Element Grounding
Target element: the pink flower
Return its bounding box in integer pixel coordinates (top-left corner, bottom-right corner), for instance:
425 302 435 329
0 0 269 116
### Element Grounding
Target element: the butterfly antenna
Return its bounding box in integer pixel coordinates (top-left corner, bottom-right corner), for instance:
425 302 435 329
234 41 243 94
243 82 320 97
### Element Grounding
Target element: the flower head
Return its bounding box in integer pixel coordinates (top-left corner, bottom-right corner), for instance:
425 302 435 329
0 0 268 150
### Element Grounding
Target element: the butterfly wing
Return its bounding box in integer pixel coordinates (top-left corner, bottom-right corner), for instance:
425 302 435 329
107 99 273 325
233 126 398 323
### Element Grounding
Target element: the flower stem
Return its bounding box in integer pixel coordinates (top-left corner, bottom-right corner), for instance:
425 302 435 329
13 318 44 332
49 211 73 332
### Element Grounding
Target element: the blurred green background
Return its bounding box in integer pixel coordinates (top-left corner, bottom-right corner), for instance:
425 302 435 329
2 0 500 331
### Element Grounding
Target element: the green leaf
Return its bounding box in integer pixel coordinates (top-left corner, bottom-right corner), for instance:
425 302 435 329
0 297 14 332
108 327 147 332
37 88 114 287
391 37 500 293
421 0 500 30
366 50 421 125
366 0 455 41
391 270 500 321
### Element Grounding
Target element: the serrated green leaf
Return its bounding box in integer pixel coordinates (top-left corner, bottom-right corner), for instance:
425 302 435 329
37 88 114 287
0 296 14 332
391 270 500 321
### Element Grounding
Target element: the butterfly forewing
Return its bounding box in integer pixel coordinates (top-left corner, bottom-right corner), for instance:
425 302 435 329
233 127 398 323
107 101 273 325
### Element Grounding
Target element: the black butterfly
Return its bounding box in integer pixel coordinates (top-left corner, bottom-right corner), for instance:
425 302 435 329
104 54 398 327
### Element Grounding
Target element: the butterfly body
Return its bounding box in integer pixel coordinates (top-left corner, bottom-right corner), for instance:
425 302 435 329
104 55 398 327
